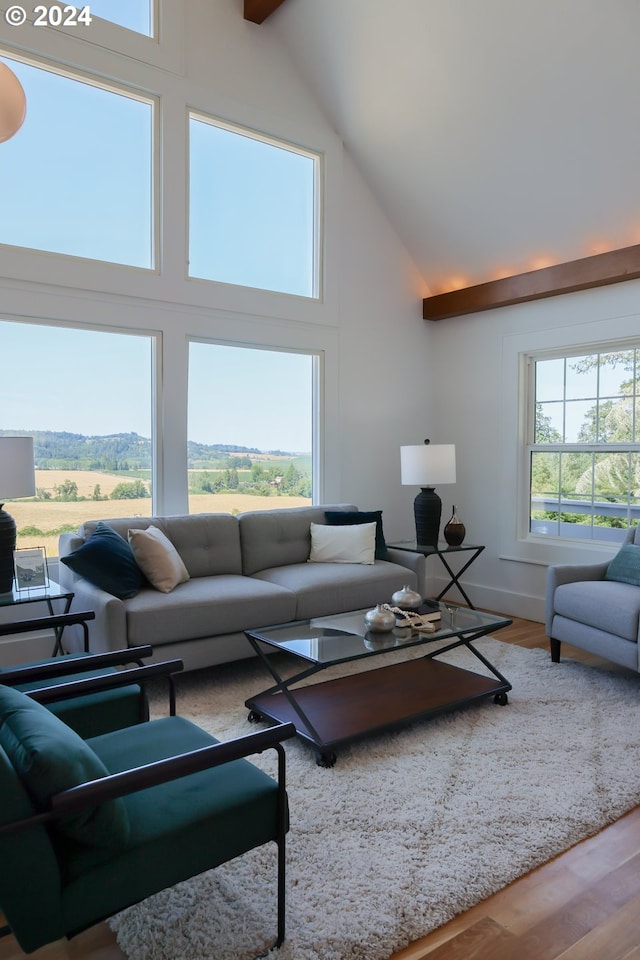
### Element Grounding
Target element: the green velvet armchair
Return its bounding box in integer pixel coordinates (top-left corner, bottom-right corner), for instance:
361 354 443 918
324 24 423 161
0 643 172 738
0 682 296 956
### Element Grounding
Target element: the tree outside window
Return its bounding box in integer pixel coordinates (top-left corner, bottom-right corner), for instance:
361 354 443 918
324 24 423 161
529 348 640 541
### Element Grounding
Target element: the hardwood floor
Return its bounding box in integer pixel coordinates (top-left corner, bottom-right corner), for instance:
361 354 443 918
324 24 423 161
2 616 639 960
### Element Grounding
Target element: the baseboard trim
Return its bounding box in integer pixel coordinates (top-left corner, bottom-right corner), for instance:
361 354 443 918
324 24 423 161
427 576 545 624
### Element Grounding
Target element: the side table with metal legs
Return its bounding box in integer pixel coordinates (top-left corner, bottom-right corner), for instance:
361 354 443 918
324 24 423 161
387 541 485 609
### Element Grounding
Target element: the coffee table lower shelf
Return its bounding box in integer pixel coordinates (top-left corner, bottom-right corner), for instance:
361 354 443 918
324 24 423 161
245 656 510 767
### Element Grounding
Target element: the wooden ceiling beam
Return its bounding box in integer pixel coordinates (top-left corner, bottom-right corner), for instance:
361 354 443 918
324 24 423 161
422 244 640 321
244 0 287 24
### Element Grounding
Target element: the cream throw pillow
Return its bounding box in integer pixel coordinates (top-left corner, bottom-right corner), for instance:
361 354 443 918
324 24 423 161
308 521 376 564
128 526 190 593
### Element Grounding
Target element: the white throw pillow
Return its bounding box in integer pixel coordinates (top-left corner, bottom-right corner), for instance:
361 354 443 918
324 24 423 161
128 526 190 593
308 521 376 564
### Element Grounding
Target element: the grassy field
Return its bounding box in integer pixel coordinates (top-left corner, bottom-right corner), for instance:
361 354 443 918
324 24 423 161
9 470 310 557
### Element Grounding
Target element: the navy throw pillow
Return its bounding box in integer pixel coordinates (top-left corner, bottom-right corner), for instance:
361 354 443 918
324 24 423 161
60 521 144 599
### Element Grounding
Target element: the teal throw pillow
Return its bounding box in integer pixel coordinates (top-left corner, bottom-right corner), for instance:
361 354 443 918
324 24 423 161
605 543 640 586
60 521 144 599
0 686 130 848
324 510 390 561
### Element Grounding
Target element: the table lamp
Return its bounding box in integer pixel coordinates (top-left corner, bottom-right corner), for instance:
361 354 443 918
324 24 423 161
400 440 456 548
0 437 36 593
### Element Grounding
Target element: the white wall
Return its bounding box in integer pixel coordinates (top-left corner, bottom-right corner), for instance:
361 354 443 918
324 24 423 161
7 2 634 629
0 0 431 545
429 278 640 621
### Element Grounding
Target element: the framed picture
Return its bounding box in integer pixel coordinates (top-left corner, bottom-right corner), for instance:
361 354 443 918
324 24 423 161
13 547 48 591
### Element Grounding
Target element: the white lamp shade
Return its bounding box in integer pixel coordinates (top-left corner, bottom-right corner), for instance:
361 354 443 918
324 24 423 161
0 63 27 144
400 444 456 487
0 437 36 499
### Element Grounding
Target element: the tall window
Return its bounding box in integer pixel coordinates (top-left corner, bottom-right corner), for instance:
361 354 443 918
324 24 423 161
189 115 319 297
187 342 315 515
74 0 154 36
0 321 155 558
528 345 640 541
0 55 154 269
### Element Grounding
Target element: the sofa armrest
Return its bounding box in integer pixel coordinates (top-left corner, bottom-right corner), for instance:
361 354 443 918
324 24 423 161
545 560 609 635
56 565 127 655
386 547 426 582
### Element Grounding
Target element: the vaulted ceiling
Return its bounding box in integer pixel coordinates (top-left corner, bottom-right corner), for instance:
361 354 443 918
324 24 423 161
254 0 640 299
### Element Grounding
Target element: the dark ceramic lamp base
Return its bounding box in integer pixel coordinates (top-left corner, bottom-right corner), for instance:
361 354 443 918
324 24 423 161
0 505 17 594
413 487 441 548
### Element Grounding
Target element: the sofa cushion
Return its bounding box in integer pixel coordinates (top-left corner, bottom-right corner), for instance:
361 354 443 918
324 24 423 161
239 504 357 575
158 515 243 578
80 515 243 578
0 687 130 848
554 579 640 642
124 575 297 647
128 526 190 593
309 521 376 564
61 522 145 600
605 543 640 586
324 509 390 560
253 560 418 621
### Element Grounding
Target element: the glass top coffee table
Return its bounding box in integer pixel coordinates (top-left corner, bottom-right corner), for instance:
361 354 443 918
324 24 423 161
245 603 513 766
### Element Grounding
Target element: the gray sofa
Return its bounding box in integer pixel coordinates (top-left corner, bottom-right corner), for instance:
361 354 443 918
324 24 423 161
545 524 640 670
57 504 424 671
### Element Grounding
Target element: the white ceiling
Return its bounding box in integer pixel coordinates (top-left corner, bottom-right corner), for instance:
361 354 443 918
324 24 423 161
271 0 640 295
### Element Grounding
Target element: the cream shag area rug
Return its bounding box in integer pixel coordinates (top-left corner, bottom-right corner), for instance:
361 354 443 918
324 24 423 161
110 639 640 960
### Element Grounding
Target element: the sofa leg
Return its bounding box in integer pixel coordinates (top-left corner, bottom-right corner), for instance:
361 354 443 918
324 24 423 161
550 637 561 663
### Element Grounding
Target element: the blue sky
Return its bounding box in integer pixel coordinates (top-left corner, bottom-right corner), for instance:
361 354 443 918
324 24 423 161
84 0 151 35
1 322 152 437
188 343 312 452
1 322 313 452
0 58 152 267
0 14 315 453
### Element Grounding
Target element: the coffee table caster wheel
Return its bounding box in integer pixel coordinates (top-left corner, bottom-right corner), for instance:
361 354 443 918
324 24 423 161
494 692 509 705
247 710 262 723
316 750 337 768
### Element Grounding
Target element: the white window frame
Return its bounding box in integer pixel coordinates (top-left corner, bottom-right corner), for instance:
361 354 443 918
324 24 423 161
187 112 323 300
499 305 640 569
0 1 184 73
0 316 161 556
186 337 323 508
0 50 158 272
525 342 640 544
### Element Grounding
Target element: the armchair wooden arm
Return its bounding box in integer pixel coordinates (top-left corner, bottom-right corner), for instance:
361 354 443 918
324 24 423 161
51 722 296 814
24 658 184 717
0 644 153 685
0 610 95 652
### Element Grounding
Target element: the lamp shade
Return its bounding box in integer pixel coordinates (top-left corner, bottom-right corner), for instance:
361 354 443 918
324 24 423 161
0 62 27 144
400 443 456 488
0 437 36 500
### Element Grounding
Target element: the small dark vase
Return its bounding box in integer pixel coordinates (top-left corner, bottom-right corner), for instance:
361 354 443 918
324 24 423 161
443 506 465 546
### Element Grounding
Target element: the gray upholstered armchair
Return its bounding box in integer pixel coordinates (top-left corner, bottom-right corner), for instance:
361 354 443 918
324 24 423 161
546 525 640 670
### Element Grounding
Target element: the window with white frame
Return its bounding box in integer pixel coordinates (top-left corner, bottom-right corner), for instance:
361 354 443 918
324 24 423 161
0 54 154 269
0 320 156 558
72 0 154 36
528 344 640 542
187 341 316 514
188 114 319 298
